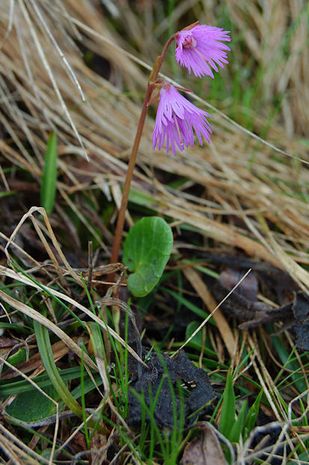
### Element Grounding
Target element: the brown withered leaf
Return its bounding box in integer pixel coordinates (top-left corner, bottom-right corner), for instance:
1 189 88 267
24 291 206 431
215 269 306 342
219 268 258 302
1 340 69 379
181 424 227 465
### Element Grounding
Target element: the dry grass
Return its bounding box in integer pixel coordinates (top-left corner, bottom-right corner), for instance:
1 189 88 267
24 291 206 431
0 1 308 463
225 0 309 136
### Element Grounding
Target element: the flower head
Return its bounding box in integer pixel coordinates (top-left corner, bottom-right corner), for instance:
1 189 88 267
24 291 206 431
175 24 231 78
152 84 211 155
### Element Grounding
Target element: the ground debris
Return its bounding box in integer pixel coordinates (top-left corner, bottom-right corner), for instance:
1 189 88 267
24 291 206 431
212 264 308 351
292 293 309 351
213 268 277 324
206 254 297 303
0 337 18 348
181 423 227 465
219 268 258 301
128 350 216 428
292 292 309 321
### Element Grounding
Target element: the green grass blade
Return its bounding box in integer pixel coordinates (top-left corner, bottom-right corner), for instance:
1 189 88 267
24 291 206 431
219 371 236 438
40 132 58 215
34 320 82 416
0 367 85 397
244 390 263 438
272 335 307 393
164 288 210 321
87 322 109 395
229 400 248 442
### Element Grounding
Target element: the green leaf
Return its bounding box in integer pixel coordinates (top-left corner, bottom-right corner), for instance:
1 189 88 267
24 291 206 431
123 217 173 297
6 348 27 367
40 132 58 215
6 387 57 423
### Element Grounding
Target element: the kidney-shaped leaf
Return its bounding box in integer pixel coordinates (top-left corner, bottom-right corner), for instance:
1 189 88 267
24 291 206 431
6 387 57 423
123 217 173 297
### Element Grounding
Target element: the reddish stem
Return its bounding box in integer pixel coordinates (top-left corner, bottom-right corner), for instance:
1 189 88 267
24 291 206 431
110 34 175 266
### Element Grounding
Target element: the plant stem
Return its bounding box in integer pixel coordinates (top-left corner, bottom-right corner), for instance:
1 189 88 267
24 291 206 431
110 35 175 265
110 84 153 265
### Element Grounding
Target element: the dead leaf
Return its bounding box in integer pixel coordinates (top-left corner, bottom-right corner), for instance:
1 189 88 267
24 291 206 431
0 337 18 348
219 268 258 302
1 340 69 379
181 424 227 465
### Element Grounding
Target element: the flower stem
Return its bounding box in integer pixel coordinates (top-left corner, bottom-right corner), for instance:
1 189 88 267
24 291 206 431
110 84 153 265
110 34 175 266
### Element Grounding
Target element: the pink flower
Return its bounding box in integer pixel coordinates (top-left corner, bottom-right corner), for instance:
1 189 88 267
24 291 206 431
175 25 231 78
152 84 211 154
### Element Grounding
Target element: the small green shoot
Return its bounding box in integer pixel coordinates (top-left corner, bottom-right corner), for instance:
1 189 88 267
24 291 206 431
219 373 263 445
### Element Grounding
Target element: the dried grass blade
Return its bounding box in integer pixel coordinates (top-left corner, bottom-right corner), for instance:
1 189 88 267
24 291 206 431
183 267 237 358
159 203 282 268
176 269 251 355
0 288 97 370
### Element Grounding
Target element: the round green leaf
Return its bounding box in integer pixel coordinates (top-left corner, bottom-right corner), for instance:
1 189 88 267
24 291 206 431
6 386 57 423
123 217 173 297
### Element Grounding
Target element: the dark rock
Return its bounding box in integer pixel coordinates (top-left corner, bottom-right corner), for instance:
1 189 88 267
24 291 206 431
128 350 215 428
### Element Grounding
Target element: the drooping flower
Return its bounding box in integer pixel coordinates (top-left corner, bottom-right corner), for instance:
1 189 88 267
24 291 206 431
152 84 211 155
175 24 231 78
